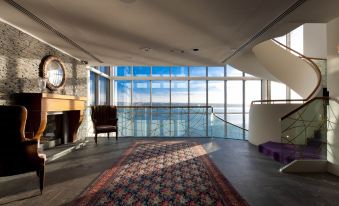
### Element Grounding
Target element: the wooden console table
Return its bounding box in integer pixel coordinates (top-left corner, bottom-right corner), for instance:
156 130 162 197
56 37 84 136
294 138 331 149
13 93 87 142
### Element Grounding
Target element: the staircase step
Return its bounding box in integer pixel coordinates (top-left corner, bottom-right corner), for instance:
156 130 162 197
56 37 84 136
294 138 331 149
258 141 323 164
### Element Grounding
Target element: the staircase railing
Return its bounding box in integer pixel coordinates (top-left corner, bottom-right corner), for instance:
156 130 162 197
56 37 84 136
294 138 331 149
279 97 339 163
210 108 248 140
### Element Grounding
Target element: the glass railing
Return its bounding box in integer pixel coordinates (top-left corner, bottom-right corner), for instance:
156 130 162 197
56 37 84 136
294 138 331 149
116 106 248 139
280 97 338 163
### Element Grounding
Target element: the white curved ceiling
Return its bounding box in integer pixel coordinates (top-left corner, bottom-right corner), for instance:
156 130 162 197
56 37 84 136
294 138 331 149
0 0 339 68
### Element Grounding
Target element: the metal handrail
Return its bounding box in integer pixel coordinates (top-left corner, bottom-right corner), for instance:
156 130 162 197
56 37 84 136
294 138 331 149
211 111 249 131
252 99 305 105
113 105 249 131
281 97 339 120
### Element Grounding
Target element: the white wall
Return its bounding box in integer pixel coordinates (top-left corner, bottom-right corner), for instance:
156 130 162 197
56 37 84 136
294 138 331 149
303 23 327 58
326 17 339 175
248 103 301 145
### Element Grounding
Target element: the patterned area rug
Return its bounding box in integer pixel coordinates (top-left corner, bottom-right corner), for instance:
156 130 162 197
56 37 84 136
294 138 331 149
76 141 248 206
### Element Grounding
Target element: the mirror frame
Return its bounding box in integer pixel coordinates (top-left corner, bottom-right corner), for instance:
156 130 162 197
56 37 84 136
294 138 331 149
42 56 66 91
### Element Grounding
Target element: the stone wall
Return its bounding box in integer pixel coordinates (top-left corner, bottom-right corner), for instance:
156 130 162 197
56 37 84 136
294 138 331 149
0 20 89 140
0 21 87 104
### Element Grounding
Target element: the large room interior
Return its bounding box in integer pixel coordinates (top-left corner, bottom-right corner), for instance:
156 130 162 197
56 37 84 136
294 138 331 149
1 0 339 205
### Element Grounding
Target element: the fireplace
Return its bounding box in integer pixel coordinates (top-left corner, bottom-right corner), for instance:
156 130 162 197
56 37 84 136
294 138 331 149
41 112 70 149
13 93 87 143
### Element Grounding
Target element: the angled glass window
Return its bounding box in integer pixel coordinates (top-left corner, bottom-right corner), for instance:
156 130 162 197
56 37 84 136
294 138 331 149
115 66 131 76
291 89 302 99
189 66 206 77
208 66 224 77
290 25 303 54
98 66 110 75
132 80 150 105
89 71 96 105
226 65 243 77
152 80 170 106
99 76 109 105
115 80 131 106
275 35 287 45
271 81 287 100
171 66 188 77
152 66 170 77
133 66 150 77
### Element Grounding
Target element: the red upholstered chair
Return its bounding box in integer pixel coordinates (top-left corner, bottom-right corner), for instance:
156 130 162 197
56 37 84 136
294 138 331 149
0 105 46 194
91 105 118 144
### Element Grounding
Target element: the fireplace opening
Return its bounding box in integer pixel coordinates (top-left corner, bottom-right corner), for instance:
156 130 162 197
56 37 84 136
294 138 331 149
40 112 69 149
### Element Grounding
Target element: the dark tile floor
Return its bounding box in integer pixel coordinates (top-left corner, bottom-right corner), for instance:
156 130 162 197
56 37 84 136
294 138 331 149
1 137 339 206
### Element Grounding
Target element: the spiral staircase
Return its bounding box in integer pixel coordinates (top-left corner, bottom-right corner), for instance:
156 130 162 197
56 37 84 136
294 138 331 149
246 38 339 175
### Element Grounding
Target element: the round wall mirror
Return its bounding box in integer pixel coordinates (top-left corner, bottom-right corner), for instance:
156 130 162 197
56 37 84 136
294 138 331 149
42 56 66 91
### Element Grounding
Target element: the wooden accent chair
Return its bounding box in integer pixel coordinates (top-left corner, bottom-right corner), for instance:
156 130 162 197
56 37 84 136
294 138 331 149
91 105 118 144
0 105 46 194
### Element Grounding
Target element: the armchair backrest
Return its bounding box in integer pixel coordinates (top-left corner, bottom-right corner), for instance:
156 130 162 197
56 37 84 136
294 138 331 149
0 105 27 145
91 105 117 126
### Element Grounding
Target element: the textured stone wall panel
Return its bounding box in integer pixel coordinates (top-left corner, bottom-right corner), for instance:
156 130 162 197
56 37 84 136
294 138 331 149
0 21 88 140
0 21 87 100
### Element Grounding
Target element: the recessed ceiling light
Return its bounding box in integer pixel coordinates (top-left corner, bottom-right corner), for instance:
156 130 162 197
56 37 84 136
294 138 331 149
170 49 184 54
140 47 152 52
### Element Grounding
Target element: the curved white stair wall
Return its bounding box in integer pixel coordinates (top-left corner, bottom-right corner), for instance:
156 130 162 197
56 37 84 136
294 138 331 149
248 103 301 145
252 40 320 99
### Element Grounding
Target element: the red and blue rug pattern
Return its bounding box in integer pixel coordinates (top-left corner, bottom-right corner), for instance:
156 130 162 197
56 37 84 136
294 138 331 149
76 141 248 206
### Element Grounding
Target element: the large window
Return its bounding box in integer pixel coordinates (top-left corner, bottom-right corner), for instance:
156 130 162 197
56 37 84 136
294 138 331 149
172 66 188 77
152 81 170 106
189 66 206 77
226 80 243 127
115 80 131 106
115 66 131 76
171 81 188 105
89 65 265 139
189 81 206 106
152 66 170 77
133 80 151 106
245 80 262 129
133 66 150 77
208 81 225 118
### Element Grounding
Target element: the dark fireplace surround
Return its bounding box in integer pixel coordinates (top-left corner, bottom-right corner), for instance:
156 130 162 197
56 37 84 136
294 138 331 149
41 112 68 149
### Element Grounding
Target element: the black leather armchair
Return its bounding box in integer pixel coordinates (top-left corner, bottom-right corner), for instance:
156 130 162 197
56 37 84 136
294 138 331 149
91 105 118 144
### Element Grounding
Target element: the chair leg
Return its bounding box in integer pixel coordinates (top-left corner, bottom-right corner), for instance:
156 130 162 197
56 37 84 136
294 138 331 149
107 132 109 140
116 130 118 140
36 166 45 194
95 133 98 144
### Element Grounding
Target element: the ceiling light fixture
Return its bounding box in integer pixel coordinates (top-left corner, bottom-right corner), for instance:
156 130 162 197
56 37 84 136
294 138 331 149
170 49 184 54
140 47 152 52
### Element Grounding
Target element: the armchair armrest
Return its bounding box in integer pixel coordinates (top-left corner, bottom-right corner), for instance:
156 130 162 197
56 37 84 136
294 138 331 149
22 138 38 146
